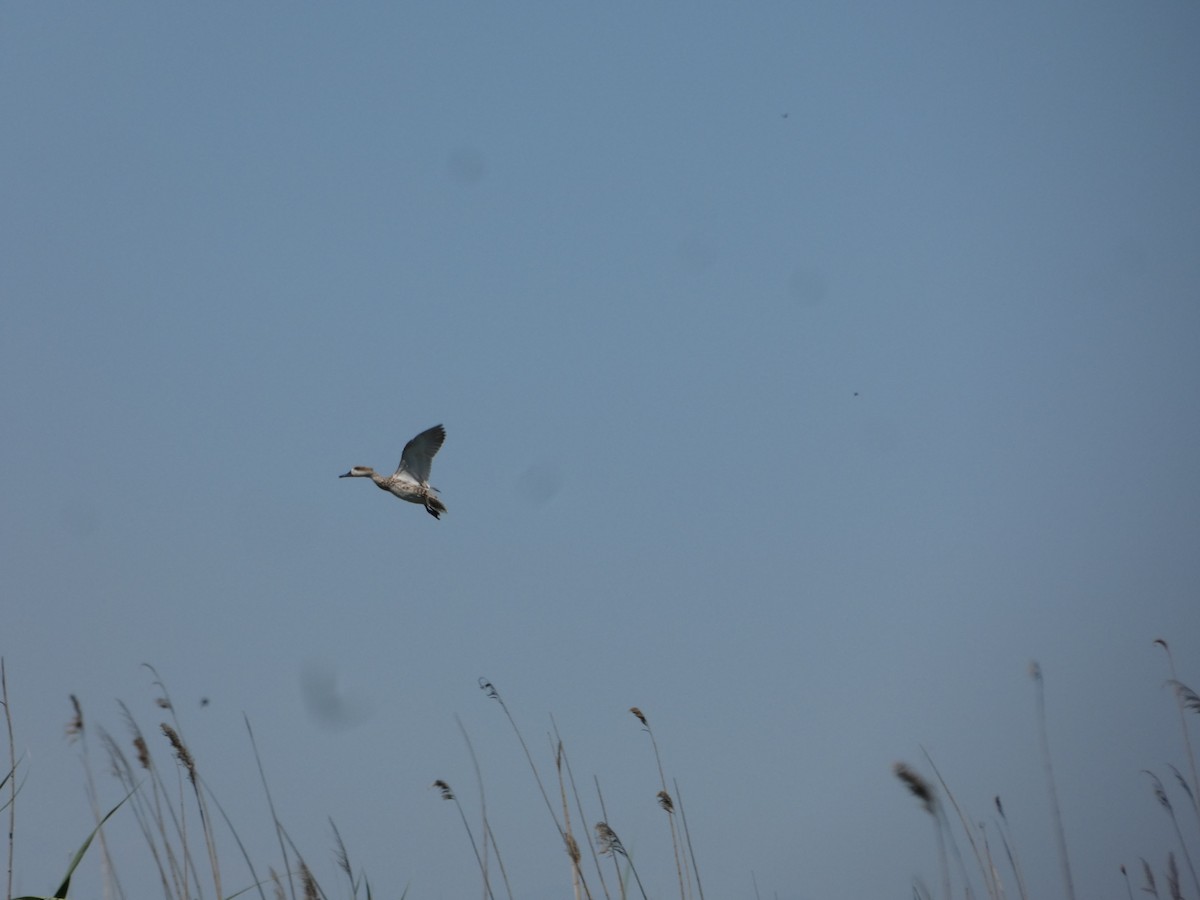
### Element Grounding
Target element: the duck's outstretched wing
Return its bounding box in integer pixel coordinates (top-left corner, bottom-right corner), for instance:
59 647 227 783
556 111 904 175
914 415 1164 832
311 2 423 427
394 424 446 485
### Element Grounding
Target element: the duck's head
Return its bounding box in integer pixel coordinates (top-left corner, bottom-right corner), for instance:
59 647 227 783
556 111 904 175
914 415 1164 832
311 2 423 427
339 466 376 478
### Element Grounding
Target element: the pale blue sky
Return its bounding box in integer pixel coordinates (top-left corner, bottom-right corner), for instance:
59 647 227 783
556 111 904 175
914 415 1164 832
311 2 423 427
3 3 1199 899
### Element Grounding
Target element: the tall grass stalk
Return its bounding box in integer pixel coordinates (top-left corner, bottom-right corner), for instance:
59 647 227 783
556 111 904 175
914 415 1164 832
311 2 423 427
593 779 621 900
2 660 15 900
2 659 15 900
9 668 365 900
478 681 568 849
551 738 592 900
1144 771 1200 898
118 714 202 900
994 796 1029 900
975 822 1001 900
483 819 513 900
1166 852 1182 900
433 780 495 900
43 786 137 900
1029 661 1076 900
922 747 994 900
245 715 296 900
198 778 268 900
330 817 378 900
551 719 608 900
1120 863 1134 900
148 664 223 900
629 708 686 900
101 712 182 898
1140 857 1159 898
672 779 705 900
1157 639 1200 836
456 714 514 900
454 715 500 900
894 762 950 900
595 822 648 900
66 696 124 900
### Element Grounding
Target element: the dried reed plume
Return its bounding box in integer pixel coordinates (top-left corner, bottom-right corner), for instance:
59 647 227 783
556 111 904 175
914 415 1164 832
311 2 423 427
66 694 84 742
134 735 151 770
1168 764 1197 813
300 859 319 900
595 822 623 857
432 778 496 900
1157 639 1200 837
629 707 647 726
1141 858 1159 898
894 763 936 814
331 817 352 882
1144 770 1200 897
595 822 649 900
657 790 674 814
564 831 581 865
1167 852 1182 900
161 723 196 785
1170 680 1200 715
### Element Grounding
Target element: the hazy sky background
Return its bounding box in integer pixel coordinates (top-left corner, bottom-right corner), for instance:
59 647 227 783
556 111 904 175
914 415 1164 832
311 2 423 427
3 3 1199 899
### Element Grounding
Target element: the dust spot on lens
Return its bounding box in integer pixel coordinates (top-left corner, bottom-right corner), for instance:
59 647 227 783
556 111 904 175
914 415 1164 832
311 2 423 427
515 462 563 505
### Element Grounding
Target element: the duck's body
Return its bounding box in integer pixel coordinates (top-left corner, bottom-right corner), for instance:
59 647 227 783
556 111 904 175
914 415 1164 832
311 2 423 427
340 424 448 519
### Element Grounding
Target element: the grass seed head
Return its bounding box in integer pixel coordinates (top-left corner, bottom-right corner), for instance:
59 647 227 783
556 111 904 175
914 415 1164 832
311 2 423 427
300 860 319 900
565 832 581 863
657 790 674 813
595 822 624 856
478 678 499 701
134 736 151 770
1140 858 1157 895
161 723 196 784
1169 679 1200 714
65 694 84 742
894 762 936 814
1145 771 1172 810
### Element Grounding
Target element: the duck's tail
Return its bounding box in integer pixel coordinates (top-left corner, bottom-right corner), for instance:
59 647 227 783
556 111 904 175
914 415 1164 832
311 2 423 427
425 494 447 519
